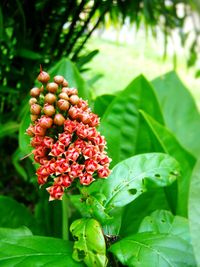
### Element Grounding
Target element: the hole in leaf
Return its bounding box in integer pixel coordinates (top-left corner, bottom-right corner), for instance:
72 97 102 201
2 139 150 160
170 171 179 176
155 174 160 178
129 188 137 195
73 235 78 241
92 249 97 255
161 219 165 223
77 249 86 260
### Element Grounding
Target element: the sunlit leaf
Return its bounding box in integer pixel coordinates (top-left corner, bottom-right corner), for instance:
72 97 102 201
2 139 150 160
70 218 107 267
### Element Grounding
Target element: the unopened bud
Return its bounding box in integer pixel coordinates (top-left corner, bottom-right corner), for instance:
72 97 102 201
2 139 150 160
58 92 69 101
43 104 55 116
54 75 64 85
30 87 40 97
31 114 38 122
54 114 65 126
44 93 57 104
62 79 69 87
57 99 70 111
69 95 79 105
29 98 37 105
46 82 58 93
37 71 50 83
30 104 41 115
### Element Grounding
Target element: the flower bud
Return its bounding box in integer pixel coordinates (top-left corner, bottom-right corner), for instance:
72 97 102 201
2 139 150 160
43 104 55 116
54 114 65 126
30 87 40 97
26 125 35 136
29 98 37 105
37 71 50 83
39 115 53 128
44 93 57 104
31 114 38 122
61 87 69 94
54 75 64 85
62 79 69 87
46 82 58 93
69 95 79 105
30 103 41 115
58 92 69 101
57 99 70 111
67 88 78 96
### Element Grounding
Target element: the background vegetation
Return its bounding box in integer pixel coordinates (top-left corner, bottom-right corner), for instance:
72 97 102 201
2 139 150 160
0 1 200 266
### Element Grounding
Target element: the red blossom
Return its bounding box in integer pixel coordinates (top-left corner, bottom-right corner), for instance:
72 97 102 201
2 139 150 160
27 72 111 200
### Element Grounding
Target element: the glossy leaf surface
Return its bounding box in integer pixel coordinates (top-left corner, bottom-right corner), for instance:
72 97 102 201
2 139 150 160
70 218 107 267
110 210 196 267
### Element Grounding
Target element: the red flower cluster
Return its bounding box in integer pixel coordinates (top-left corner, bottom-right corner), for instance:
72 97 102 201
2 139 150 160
26 70 111 200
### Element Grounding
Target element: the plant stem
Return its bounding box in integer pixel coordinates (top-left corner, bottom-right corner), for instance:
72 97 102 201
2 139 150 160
62 193 69 240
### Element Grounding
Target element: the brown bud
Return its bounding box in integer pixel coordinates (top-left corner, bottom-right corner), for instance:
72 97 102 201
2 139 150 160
39 116 53 128
46 82 58 93
43 104 55 116
58 92 69 101
26 125 35 136
29 98 37 105
54 75 64 85
30 104 41 115
57 99 70 111
61 87 69 94
31 114 38 122
30 87 40 97
44 93 57 104
62 79 69 87
37 71 50 83
54 114 65 126
69 95 79 105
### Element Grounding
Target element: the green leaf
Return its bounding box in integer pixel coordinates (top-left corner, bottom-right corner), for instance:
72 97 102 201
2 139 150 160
0 121 19 138
99 75 164 167
152 71 200 158
0 196 41 235
0 228 83 267
120 189 170 236
99 153 179 213
49 58 92 102
19 104 32 155
70 218 107 267
87 153 180 214
138 210 190 242
110 210 196 267
17 48 42 60
140 110 196 216
189 159 200 266
12 148 28 180
0 227 32 240
93 94 115 117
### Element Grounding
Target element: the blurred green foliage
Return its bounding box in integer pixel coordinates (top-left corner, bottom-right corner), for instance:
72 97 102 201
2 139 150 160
0 0 199 226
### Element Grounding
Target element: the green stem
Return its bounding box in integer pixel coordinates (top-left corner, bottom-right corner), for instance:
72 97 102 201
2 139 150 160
62 193 69 240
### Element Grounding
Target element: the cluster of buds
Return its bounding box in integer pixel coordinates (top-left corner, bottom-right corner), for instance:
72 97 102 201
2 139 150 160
26 68 111 200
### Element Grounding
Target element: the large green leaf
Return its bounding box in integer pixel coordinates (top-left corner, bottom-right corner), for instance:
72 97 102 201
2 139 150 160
152 71 200 158
99 75 164 167
19 104 32 155
189 159 200 266
93 94 115 117
0 196 41 235
110 210 196 267
120 189 169 237
140 110 196 216
49 58 91 102
0 227 83 267
0 121 19 138
70 218 107 267
88 153 180 214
